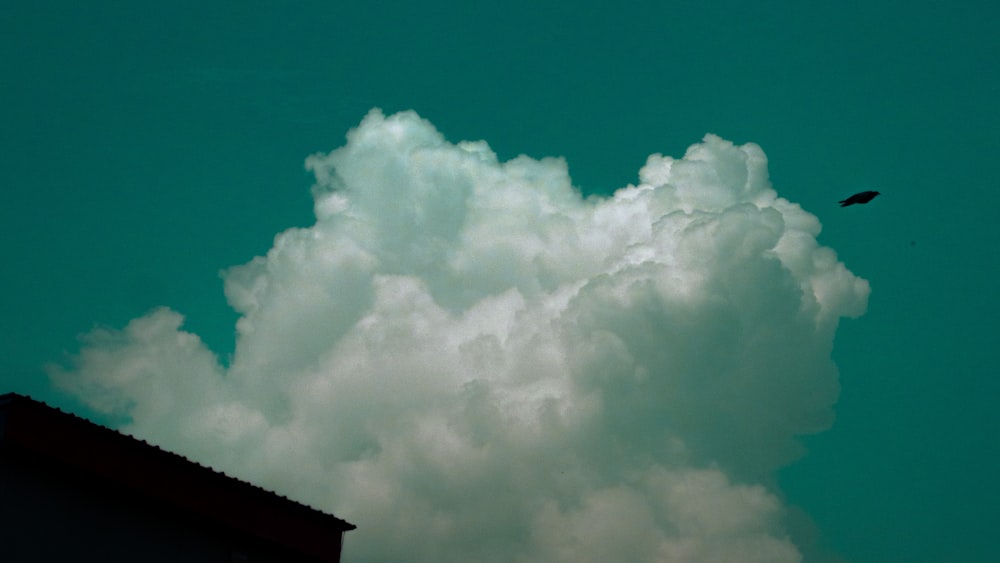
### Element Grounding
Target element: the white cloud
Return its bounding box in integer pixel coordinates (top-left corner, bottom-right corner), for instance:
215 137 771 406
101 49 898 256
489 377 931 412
50 109 869 562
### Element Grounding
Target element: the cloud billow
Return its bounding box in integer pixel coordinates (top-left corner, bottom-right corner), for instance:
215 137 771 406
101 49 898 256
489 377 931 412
50 110 868 562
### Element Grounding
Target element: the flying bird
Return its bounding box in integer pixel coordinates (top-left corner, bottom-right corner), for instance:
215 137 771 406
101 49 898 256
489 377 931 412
839 190 880 207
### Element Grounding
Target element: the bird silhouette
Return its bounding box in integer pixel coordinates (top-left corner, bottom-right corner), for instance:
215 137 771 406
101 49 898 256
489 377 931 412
839 190 880 207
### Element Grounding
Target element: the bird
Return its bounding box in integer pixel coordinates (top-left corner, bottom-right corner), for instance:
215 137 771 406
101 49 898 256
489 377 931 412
839 190 880 207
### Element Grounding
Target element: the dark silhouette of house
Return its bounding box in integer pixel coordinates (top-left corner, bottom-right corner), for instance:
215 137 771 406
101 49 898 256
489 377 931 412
0 392 355 562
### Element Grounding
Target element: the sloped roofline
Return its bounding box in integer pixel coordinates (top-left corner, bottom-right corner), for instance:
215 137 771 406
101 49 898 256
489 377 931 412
0 392 355 561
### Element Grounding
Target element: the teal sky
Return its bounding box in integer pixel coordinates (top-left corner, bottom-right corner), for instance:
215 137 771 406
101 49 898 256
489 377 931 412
3 2 999 561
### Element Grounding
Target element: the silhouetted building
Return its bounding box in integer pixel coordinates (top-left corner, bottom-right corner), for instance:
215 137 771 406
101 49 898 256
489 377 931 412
0 392 355 562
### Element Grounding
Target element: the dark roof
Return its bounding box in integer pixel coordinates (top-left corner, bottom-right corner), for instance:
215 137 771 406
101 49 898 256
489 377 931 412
0 392 355 560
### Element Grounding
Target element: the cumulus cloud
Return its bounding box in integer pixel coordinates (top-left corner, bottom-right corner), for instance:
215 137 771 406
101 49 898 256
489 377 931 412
49 110 868 562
